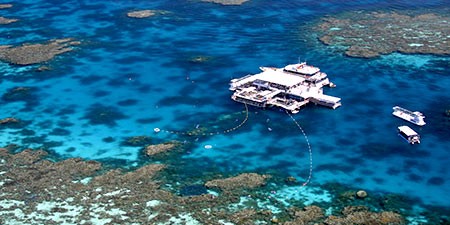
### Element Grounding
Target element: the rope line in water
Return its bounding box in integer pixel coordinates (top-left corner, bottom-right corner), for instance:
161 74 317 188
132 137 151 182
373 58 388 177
154 103 248 136
286 110 313 187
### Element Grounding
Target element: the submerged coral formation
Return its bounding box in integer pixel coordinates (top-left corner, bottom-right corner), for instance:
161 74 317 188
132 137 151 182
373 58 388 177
82 104 127 127
324 206 404 225
0 4 13 9
205 173 270 191
0 117 20 125
2 87 34 101
283 205 324 225
144 142 178 156
0 147 444 224
0 4 17 24
127 10 156 18
0 117 25 129
316 11 450 58
0 148 172 224
126 10 169 18
122 136 152 147
188 55 213 63
0 38 79 65
182 110 248 136
0 16 17 24
1 86 39 109
201 0 249 5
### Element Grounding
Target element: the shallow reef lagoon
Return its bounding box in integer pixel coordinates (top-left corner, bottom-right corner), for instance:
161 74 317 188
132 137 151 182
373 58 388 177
1 0 449 222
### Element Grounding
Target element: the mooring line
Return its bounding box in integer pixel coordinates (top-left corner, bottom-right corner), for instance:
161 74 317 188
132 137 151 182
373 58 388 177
154 103 248 136
285 110 313 187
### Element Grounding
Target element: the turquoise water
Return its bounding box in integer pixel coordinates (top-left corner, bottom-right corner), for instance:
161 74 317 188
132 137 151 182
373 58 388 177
1 0 449 208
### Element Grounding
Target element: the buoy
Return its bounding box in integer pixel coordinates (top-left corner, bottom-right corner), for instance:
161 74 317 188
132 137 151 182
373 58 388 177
154 128 160 133
204 144 212 149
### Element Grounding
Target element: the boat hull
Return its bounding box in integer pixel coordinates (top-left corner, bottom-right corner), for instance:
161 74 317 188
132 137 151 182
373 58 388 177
392 106 426 126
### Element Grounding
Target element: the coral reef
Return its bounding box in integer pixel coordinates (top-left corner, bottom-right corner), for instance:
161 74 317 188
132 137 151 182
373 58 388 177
285 176 299 185
127 10 156 18
0 148 173 224
202 0 250 5
0 16 17 24
324 206 405 225
378 194 415 212
0 148 436 224
0 4 18 27
0 4 13 9
122 136 152 147
316 11 450 58
230 209 273 225
126 10 169 18
181 109 247 137
82 104 127 127
0 38 80 65
0 117 26 129
0 148 102 203
188 55 213 63
0 117 20 125
284 205 324 225
144 142 178 156
1 87 39 109
205 173 270 191
36 65 51 72
2 87 34 102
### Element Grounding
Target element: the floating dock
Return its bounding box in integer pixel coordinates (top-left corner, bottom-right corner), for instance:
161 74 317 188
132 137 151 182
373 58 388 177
229 62 341 113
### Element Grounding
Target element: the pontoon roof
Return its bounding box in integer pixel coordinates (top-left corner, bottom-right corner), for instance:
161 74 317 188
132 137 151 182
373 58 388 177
253 70 304 88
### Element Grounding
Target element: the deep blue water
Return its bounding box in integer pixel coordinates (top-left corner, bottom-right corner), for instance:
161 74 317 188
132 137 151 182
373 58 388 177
1 0 449 208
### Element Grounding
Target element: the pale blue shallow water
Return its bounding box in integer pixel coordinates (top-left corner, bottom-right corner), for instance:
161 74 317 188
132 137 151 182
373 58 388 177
1 0 449 207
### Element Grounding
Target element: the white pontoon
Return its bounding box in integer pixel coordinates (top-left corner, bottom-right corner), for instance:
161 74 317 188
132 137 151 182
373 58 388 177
229 62 341 113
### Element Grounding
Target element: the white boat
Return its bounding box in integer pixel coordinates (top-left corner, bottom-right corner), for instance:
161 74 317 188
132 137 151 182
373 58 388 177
398 125 420 144
392 106 426 126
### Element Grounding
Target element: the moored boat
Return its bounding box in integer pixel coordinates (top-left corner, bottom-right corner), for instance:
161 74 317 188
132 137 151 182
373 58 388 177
398 125 421 144
392 106 426 126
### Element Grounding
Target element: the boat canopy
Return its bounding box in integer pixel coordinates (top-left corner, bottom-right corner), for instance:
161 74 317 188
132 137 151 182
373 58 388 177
398 125 418 136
